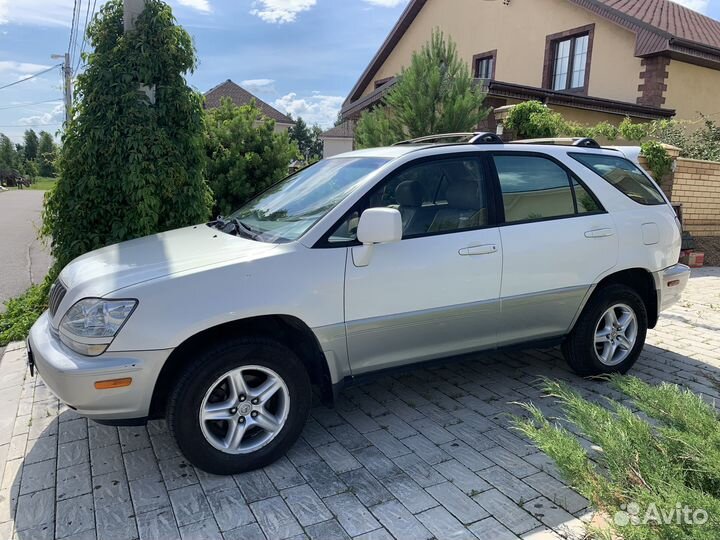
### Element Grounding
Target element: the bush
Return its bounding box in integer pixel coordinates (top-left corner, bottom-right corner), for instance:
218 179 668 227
641 141 673 181
514 377 720 540
205 98 299 216
504 101 566 139
42 0 212 272
0 280 51 346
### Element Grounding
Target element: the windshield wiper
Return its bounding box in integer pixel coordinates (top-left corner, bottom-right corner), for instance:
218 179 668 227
229 218 259 239
209 216 259 239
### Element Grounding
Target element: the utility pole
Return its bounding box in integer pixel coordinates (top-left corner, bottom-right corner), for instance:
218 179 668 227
51 53 72 124
123 0 146 31
123 0 155 104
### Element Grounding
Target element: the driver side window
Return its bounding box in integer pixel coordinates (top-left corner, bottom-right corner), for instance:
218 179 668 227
327 157 489 244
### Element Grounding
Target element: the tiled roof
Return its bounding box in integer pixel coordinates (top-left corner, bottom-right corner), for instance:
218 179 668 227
204 80 295 125
320 121 355 139
597 0 720 50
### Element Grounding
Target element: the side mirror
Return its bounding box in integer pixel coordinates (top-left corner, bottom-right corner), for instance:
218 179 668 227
357 208 402 245
353 208 402 267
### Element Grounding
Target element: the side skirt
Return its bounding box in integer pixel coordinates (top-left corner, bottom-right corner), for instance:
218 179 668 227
332 334 565 396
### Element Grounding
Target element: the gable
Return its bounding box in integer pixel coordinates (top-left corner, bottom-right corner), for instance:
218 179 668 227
346 0 720 107
352 0 641 104
205 80 295 125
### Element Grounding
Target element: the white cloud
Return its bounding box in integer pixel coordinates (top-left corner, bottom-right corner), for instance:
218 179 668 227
18 103 64 126
241 78 276 95
250 0 316 23
174 0 212 12
672 0 710 13
0 0 7 25
0 61 52 75
273 92 344 127
363 0 409 6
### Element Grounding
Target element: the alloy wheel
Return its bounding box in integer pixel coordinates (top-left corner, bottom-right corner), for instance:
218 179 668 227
594 303 638 366
199 365 290 454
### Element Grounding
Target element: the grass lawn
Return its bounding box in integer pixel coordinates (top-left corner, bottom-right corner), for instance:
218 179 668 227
28 177 56 190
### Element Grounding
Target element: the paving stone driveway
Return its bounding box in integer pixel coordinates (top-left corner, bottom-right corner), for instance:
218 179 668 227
1 268 719 540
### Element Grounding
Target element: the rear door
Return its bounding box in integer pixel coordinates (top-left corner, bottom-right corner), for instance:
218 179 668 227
328 154 504 375
490 152 618 345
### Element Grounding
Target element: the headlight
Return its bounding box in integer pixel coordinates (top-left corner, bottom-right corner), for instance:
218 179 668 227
59 298 137 356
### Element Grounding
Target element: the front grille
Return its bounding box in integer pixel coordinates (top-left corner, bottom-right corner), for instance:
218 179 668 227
48 279 67 319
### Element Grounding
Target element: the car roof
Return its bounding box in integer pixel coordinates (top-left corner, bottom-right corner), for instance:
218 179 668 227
329 145 433 159
331 143 630 161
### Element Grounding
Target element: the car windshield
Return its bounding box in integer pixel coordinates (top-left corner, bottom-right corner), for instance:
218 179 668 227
229 157 390 243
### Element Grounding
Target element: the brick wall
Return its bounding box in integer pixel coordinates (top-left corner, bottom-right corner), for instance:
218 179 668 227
670 158 720 237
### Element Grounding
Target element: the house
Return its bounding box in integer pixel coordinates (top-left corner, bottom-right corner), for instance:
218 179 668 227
341 0 720 135
320 120 356 157
204 80 295 133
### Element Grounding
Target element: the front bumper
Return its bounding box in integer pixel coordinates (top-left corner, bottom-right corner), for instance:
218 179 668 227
28 312 172 421
654 263 691 313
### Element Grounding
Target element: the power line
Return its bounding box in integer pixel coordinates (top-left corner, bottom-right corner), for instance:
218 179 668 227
0 65 62 91
68 0 81 69
75 0 98 73
0 98 63 111
0 123 62 128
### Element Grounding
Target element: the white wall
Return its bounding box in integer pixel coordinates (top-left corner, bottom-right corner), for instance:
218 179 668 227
323 138 354 158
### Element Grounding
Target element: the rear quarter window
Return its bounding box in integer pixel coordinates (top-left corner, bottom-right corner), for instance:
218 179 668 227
569 153 666 205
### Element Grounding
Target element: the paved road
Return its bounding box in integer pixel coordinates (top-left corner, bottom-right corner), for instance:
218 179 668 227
0 269 717 539
0 190 52 312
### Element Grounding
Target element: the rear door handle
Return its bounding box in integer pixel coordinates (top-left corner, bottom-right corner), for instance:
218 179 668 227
459 244 498 256
584 228 615 238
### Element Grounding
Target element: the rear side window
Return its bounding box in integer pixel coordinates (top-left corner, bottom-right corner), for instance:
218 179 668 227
493 155 598 223
570 153 665 205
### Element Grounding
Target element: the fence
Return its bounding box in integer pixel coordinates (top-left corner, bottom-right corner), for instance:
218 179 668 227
640 149 720 265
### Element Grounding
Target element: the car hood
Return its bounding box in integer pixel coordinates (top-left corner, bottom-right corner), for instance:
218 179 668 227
59 225 280 297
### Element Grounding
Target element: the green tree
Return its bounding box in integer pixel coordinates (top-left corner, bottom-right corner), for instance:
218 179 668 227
0 134 17 169
355 29 488 148
36 131 57 177
288 117 323 162
23 129 39 161
205 98 299 216
43 0 212 271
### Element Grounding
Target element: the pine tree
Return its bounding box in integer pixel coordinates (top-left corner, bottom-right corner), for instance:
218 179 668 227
355 29 488 148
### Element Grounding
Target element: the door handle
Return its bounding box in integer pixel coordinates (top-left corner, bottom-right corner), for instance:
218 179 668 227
459 244 498 256
584 228 615 238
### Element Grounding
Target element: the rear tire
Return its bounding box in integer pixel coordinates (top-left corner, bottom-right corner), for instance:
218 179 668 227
167 337 311 475
562 284 647 377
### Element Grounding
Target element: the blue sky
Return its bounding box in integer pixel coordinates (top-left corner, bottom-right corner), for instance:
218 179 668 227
0 0 718 142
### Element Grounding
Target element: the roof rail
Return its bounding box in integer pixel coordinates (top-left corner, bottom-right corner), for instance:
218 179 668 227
469 132 504 144
393 132 503 146
572 137 601 149
512 137 613 150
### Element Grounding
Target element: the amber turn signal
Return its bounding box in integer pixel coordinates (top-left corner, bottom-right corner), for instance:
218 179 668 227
94 378 132 390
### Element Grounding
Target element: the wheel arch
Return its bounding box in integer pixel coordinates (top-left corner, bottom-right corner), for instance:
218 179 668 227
149 315 334 419
579 268 658 330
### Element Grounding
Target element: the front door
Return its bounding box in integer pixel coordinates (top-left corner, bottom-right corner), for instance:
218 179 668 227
334 155 504 375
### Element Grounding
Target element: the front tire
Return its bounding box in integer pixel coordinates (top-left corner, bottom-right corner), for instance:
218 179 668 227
167 337 311 475
562 284 648 377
